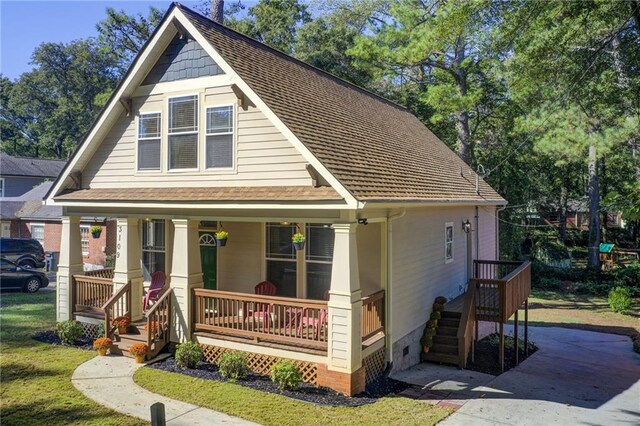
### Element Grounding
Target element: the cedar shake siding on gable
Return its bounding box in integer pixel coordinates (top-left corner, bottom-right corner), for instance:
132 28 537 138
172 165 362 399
82 85 313 189
142 34 223 85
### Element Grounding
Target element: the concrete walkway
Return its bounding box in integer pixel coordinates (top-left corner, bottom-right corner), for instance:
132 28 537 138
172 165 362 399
72 356 258 425
392 326 640 425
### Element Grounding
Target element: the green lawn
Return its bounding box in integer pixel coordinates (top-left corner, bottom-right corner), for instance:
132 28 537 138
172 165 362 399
134 368 452 426
0 291 143 425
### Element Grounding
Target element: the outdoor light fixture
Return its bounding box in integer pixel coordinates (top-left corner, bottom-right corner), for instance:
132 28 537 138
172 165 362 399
358 218 368 225
463 219 471 233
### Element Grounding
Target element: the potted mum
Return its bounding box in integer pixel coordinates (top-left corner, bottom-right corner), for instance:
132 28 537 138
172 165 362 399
90 225 102 239
129 343 149 363
292 232 306 251
112 316 131 334
215 230 229 247
93 337 112 356
420 336 433 353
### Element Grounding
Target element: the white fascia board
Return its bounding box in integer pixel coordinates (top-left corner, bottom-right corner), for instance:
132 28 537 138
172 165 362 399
47 199 349 210
361 200 508 209
174 9 361 210
44 10 181 206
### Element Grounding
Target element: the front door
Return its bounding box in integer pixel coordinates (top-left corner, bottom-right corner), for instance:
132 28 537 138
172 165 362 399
199 232 217 289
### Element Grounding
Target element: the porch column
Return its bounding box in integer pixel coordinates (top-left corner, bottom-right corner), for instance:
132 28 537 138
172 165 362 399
320 223 364 395
113 218 143 321
170 219 203 342
57 216 83 321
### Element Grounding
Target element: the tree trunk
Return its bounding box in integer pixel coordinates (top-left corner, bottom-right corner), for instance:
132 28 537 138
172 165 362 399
211 0 224 24
558 177 568 243
587 143 601 270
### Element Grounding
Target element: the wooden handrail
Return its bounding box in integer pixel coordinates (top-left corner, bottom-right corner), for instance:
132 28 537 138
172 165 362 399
84 268 114 279
146 288 172 356
193 289 328 351
457 287 476 368
102 281 131 337
361 290 385 342
72 274 114 314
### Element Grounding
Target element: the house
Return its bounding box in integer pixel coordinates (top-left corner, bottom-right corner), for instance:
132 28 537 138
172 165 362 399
45 3 530 396
0 153 65 237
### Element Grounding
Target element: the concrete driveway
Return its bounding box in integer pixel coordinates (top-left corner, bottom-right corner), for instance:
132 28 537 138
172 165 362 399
392 326 640 425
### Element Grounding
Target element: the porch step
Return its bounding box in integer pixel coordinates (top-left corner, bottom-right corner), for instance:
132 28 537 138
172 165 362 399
421 351 459 366
433 335 458 346
436 326 458 337
432 343 458 355
441 311 461 320
438 318 460 328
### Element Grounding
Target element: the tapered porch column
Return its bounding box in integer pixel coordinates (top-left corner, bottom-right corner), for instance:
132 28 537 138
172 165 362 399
113 218 143 320
57 216 84 321
318 223 364 395
170 219 203 342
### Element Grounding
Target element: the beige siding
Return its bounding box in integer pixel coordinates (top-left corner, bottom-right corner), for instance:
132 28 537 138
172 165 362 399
478 206 497 260
357 222 382 297
217 222 263 293
83 83 312 188
390 206 475 345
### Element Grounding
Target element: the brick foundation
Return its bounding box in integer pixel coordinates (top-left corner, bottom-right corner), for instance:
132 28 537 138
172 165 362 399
316 364 366 396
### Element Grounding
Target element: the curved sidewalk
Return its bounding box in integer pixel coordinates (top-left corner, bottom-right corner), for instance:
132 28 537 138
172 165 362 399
72 356 258 425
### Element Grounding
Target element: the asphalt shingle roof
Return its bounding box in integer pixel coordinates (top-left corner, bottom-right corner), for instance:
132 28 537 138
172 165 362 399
0 153 66 178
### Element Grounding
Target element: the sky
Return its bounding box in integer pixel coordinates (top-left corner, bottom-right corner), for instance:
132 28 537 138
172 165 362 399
0 0 206 80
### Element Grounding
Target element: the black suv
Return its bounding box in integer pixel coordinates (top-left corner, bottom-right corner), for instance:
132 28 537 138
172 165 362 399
0 238 46 269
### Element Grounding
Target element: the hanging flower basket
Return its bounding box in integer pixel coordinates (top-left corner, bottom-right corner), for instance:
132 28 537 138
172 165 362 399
292 232 306 251
215 230 228 247
90 225 102 239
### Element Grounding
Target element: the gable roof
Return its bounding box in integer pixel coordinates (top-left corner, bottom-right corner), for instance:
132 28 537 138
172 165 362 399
177 5 503 203
1 153 66 178
47 3 504 206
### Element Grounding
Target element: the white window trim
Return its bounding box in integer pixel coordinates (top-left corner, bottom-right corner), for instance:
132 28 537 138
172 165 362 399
203 103 236 172
445 222 454 264
80 224 90 256
0 177 4 197
167 93 200 172
30 222 45 245
136 111 162 172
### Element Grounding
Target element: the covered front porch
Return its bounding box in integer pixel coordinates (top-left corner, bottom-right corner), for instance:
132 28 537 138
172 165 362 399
58 214 387 395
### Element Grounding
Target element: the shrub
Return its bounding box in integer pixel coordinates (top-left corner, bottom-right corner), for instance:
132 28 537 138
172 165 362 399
536 277 562 291
129 343 149 357
175 342 203 369
608 286 632 313
93 337 112 350
218 351 247 381
426 319 438 329
430 311 441 320
56 320 83 345
420 336 433 347
424 327 437 337
270 360 302 390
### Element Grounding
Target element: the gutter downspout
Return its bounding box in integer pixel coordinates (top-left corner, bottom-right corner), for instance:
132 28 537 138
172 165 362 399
386 208 406 368
496 205 506 259
475 206 480 261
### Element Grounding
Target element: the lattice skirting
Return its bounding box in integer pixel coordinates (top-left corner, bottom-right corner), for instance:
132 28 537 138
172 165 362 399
200 344 318 385
363 347 387 384
78 321 104 340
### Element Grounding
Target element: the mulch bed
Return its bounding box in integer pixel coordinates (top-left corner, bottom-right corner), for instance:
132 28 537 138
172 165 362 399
464 333 538 376
32 330 94 351
148 357 408 407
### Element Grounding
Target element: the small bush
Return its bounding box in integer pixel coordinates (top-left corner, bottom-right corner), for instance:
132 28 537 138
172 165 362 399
270 360 302 390
56 320 83 345
536 277 562 291
218 350 247 381
430 311 441 320
608 286 632 313
175 341 203 369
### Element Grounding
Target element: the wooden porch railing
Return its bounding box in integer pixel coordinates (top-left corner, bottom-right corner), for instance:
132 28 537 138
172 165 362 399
103 281 131 337
470 260 532 323
83 268 114 279
193 289 329 351
456 287 476 368
146 288 172 355
361 290 385 342
72 272 114 314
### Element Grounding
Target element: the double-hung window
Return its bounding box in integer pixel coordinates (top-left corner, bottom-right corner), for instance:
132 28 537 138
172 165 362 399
168 95 198 170
205 105 234 169
445 222 454 263
31 224 45 246
305 224 334 300
137 113 161 171
142 219 166 281
265 223 297 298
80 225 90 256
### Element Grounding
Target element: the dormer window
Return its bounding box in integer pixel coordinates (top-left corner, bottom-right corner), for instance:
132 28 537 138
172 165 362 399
137 112 161 171
168 95 198 170
205 105 234 169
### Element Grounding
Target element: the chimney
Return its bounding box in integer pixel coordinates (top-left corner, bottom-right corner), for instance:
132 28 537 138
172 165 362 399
212 0 224 24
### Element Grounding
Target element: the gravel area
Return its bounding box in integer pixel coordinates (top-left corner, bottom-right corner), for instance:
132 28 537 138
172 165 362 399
148 357 408 407
33 330 94 351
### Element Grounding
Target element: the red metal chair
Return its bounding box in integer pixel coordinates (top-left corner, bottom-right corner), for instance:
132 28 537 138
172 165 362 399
246 281 277 330
297 290 329 339
143 271 166 311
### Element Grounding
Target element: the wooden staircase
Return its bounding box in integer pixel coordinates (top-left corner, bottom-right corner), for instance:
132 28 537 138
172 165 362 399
109 321 166 359
422 310 462 366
